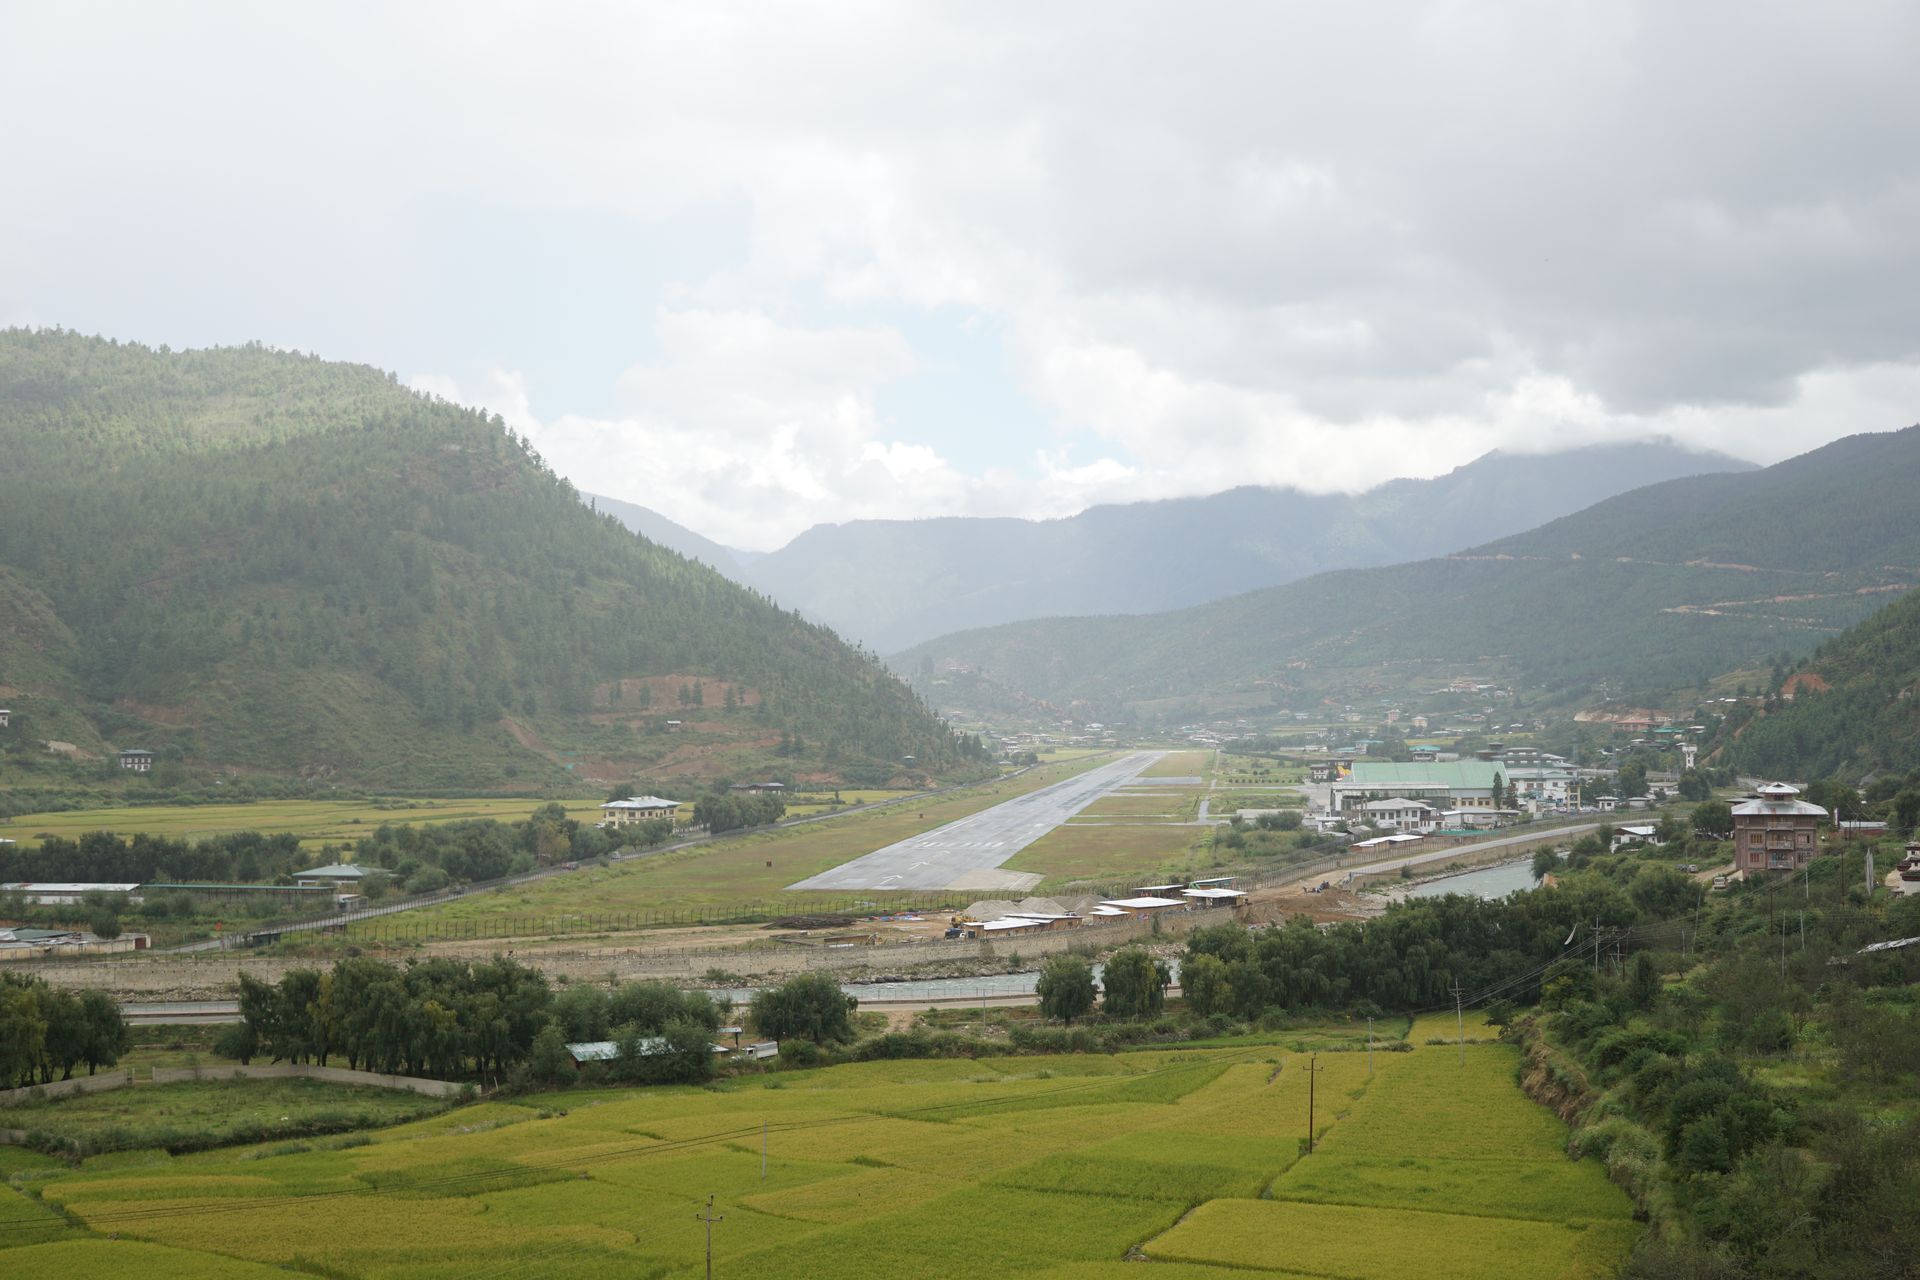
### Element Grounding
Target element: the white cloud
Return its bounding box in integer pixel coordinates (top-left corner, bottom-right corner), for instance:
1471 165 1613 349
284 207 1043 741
11 3 1920 546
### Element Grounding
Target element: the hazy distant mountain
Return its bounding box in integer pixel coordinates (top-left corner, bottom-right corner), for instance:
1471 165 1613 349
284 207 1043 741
582 492 747 580
744 442 1751 652
897 427 1920 722
0 331 988 789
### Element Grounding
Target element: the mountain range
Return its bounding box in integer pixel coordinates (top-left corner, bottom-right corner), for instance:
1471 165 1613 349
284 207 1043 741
714 442 1750 653
0 330 987 792
895 427 1920 724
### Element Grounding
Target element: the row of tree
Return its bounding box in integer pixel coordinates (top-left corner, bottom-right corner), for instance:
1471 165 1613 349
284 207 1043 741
219 959 858 1088
0 973 131 1088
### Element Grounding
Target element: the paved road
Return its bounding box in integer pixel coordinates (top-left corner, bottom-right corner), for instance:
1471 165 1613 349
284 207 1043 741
788 751 1166 891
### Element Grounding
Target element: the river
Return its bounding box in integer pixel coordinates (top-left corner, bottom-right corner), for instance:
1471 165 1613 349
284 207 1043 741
1404 856 1543 901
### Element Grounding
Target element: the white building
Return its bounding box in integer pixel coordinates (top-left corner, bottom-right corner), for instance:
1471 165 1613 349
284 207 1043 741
599 796 682 827
1355 798 1439 833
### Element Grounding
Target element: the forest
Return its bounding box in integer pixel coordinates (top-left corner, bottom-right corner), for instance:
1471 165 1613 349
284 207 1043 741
0 330 991 792
1722 584 1920 779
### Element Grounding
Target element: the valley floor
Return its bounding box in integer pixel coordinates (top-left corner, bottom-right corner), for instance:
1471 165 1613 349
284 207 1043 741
0 1015 1636 1280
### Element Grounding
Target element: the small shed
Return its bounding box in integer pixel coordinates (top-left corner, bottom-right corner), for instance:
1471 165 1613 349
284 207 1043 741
1181 887 1248 908
293 864 373 886
1098 896 1186 917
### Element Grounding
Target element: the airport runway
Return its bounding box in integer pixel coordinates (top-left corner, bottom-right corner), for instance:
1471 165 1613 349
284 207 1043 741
787 751 1166 892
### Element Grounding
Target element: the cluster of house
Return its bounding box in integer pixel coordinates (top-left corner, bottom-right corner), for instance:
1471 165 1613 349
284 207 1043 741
946 878 1248 939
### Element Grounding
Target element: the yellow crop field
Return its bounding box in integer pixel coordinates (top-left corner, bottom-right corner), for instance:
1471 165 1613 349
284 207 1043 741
2 1028 1635 1279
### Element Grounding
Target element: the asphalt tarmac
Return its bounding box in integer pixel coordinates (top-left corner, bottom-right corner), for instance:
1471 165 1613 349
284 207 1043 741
787 751 1166 891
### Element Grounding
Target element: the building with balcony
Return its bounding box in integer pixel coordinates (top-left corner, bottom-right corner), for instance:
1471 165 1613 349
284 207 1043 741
1731 782 1826 875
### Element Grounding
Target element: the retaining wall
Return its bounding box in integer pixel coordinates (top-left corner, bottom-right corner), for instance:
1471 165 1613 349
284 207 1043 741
150 1063 465 1098
0 1069 137 1107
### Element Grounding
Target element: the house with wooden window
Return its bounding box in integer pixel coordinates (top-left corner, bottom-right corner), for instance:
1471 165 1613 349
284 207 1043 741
1731 782 1826 875
117 748 154 772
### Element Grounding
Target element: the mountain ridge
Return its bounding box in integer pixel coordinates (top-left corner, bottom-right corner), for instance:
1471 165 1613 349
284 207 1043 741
739 441 1752 651
895 426 1920 723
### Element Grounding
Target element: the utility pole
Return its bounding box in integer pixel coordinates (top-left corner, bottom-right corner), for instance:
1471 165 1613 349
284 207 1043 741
1451 982 1466 1067
1306 1052 1323 1154
762 1121 768 1181
1366 1016 1374 1076
696 1195 723 1280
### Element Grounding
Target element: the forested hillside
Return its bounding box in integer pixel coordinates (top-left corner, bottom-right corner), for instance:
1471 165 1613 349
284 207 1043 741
1719 588 1920 779
898 427 1920 722
748 442 1746 652
0 330 987 791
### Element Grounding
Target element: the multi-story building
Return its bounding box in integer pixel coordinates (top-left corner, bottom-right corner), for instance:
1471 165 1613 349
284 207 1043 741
1731 782 1826 875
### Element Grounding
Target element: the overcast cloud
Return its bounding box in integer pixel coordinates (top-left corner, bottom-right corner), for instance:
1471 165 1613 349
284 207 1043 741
5 3 1918 548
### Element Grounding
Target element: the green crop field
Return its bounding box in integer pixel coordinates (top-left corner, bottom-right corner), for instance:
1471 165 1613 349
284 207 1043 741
0 1024 1635 1279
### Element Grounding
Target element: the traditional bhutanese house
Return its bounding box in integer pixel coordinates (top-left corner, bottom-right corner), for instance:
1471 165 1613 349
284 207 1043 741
1839 820 1890 841
1098 896 1186 917
1132 883 1185 898
1732 782 1826 875
599 795 681 827
117 748 154 772
0 709 10 728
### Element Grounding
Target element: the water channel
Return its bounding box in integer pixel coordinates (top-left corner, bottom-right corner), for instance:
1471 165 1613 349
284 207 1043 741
1403 856 1543 901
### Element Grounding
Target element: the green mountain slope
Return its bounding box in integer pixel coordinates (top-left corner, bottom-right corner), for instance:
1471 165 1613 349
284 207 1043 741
0 330 987 791
897 427 1920 722
1719 588 1920 779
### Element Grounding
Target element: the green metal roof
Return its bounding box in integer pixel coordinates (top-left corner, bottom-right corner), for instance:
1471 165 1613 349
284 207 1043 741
1346 761 1504 788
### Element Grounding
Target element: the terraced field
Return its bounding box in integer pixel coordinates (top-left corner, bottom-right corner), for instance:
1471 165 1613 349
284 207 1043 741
0 1022 1635 1279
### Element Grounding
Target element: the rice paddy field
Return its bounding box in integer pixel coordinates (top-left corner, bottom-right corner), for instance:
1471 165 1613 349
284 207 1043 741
0 1020 1638 1279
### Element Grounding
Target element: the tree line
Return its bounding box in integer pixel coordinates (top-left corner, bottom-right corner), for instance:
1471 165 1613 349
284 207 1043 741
0 973 131 1088
218 959 862 1089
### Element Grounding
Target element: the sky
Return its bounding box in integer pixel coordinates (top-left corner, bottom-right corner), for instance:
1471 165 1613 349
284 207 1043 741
4 3 1918 550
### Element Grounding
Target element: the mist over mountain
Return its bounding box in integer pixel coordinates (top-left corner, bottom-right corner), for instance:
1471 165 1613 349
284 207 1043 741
896 427 1920 723
739 443 1749 652
0 330 987 791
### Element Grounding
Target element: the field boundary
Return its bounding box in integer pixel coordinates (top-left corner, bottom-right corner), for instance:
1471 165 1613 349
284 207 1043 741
149 1064 465 1097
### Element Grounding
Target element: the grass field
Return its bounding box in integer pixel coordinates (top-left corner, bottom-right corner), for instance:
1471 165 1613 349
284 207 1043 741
1141 750 1214 779
0 1078 448 1155
0 1021 1634 1279
0 798 612 851
1072 791 1201 820
1005 823 1210 886
367 755 1111 931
